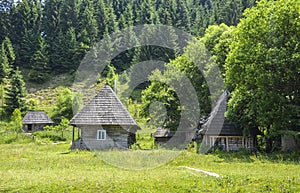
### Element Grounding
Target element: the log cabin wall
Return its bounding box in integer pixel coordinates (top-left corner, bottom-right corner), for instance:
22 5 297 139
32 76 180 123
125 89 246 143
78 125 132 150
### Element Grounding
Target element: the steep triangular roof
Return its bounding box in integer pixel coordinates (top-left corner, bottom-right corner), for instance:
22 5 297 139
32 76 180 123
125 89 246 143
202 90 242 136
22 111 54 124
70 85 137 126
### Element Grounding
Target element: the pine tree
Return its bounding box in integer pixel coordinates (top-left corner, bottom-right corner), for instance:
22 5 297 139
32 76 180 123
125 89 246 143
94 0 109 39
29 35 50 82
5 67 27 117
0 36 14 121
0 37 14 82
157 0 173 25
0 0 13 41
10 0 43 68
77 0 98 46
59 0 80 34
173 0 190 30
106 1 118 34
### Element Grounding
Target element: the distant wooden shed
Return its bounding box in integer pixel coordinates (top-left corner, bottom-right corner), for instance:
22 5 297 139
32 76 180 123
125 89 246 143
154 127 195 148
194 91 256 151
22 111 54 132
154 127 173 145
70 85 140 150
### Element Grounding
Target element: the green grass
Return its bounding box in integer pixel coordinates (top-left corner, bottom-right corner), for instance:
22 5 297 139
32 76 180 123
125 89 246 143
0 143 299 192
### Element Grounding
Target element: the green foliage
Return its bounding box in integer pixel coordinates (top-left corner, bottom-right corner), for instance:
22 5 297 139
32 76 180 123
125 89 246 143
200 24 234 76
33 131 67 142
72 91 83 115
52 88 73 123
0 0 256 77
225 0 300 152
131 133 156 150
141 69 181 130
29 36 50 83
5 67 27 117
11 0 43 68
55 117 70 138
0 37 13 81
25 97 38 111
141 41 220 131
10 108 22 131
0 122 33 144
104 64 118 88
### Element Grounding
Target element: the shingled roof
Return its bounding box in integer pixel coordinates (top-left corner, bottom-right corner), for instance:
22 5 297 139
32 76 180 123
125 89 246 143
201 90 242 136
154 127 173 138
22 111 54 124
70 85 137 126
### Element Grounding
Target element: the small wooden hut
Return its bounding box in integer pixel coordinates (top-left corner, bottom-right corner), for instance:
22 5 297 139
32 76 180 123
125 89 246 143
154 127 195 148
22 111 54 132
281 134 300 153
70 85 140 150
194 91 255 151
154 127 173 145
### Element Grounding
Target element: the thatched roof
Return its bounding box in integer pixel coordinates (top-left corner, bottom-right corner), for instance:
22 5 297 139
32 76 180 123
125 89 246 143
201 90 242 136
70 85 138 126
22 111 54 124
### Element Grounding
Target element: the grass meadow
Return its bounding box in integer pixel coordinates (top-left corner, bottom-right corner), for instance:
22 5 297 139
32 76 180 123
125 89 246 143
0 142 299 192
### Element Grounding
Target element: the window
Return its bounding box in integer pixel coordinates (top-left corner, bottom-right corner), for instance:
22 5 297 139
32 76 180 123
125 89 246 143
97 130 106 140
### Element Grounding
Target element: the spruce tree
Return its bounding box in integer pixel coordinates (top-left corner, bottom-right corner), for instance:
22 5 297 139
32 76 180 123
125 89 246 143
0 37 14 121
5 67 27 117
0 37 13 81
29 35 50 82
0 0 13 41
11 0 43 68
78 0 98 46
94 0 109 39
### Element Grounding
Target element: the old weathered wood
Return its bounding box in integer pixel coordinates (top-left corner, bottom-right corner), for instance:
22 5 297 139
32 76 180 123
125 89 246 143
22 111 54 133
195 91 256 151
70 85 140 150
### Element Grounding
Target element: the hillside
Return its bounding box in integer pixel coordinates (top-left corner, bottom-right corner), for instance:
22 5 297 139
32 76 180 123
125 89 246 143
0 0 299 153
0 0 255 83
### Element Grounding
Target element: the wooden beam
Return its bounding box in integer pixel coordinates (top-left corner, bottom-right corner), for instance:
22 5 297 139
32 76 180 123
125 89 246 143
226 137 229 152
72 127 75 142
242 137 245 148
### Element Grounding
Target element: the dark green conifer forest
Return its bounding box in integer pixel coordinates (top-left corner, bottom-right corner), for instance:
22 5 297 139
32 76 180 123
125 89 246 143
0 0 255 76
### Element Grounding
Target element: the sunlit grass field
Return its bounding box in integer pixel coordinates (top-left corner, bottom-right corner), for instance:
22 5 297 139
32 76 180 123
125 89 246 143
0 143 299 192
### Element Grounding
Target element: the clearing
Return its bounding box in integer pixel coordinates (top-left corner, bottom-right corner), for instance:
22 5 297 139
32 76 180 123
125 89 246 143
0 143 299 192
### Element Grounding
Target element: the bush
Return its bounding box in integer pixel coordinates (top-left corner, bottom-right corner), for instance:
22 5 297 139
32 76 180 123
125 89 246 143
33 131 66 142
0 131 34 144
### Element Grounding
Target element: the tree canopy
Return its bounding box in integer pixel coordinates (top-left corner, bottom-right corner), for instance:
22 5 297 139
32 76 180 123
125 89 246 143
225 0 300 152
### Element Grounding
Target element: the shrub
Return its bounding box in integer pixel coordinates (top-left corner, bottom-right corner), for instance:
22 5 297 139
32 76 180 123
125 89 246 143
33 131 66 142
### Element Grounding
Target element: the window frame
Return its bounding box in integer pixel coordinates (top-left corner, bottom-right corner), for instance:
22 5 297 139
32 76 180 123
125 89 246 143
97 130 106 140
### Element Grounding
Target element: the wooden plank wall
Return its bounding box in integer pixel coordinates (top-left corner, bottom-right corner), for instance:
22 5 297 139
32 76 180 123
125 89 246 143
79 125 131 149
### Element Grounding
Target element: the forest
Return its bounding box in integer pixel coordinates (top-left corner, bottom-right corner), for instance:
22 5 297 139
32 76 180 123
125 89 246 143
0 0 299 152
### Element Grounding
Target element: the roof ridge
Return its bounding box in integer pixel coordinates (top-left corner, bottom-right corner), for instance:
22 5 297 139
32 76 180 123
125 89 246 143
70 85 137 126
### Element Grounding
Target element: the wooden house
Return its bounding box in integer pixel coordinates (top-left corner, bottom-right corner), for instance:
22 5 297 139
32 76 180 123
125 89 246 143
22 111 54 132
154 127 173 145
154 127 195 148
70 85 140 150
281 134 300 153
194 91 256 151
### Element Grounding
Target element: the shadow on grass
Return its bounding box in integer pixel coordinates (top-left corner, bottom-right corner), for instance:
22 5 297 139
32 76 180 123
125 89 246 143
211 149 300 164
